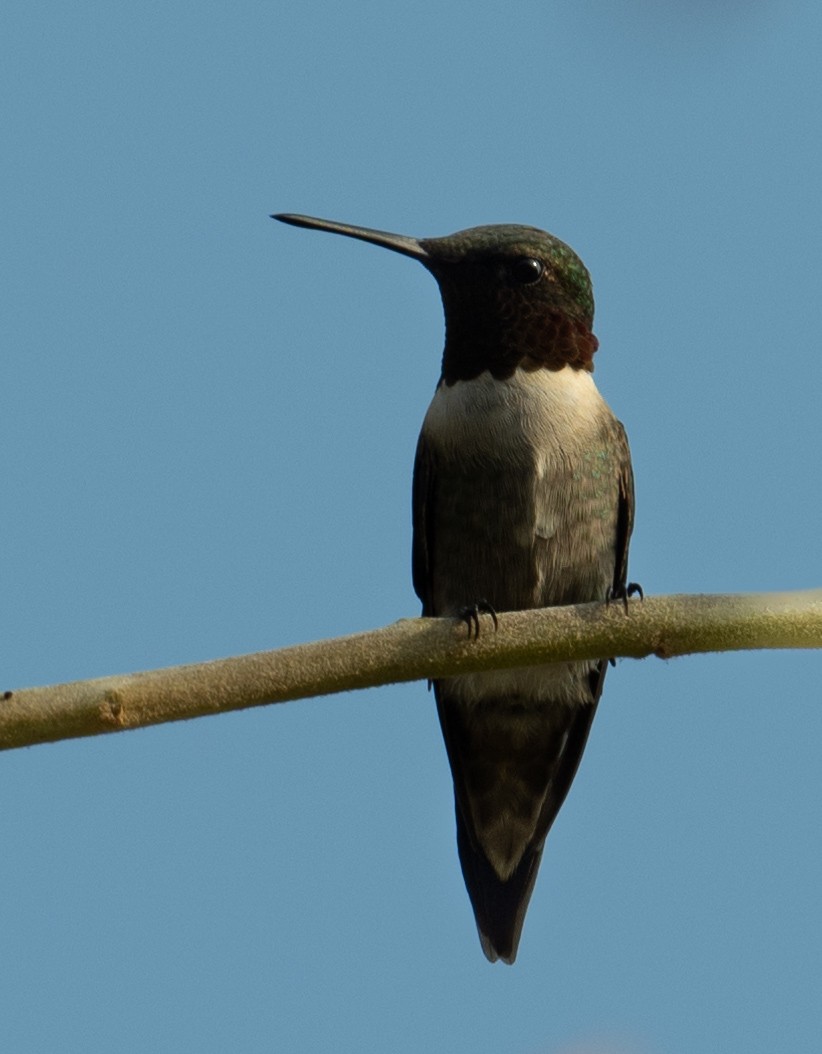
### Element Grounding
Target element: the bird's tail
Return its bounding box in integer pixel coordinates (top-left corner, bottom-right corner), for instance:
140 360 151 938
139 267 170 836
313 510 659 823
455 812 543 964
437 677 603 964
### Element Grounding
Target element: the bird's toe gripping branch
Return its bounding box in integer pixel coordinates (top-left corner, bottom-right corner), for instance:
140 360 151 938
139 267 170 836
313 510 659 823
606 581 644 612
605 582 644 665
457 600 500 640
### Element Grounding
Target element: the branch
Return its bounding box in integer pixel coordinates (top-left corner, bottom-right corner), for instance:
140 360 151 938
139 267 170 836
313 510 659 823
2 590 821 753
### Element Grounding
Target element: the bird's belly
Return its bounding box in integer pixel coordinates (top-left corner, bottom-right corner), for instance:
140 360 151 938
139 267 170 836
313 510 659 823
423 371 618 612
421 368 619 705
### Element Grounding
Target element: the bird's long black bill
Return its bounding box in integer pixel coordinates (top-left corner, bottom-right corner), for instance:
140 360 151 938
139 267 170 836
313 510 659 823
272 213 428 261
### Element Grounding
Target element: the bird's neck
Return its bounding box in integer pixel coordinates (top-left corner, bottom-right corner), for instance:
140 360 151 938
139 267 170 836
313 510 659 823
441 309 598 385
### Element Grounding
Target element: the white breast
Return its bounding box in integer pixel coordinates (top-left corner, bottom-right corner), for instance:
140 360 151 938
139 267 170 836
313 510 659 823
423 366 612 541
422 366 609 458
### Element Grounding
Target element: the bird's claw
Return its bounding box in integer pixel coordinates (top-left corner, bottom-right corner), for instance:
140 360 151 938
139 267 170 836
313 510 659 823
458 600 499 640
606 581 644 612
605 582 643 665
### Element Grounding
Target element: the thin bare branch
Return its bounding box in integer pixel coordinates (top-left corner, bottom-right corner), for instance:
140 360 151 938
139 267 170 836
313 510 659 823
2 589 821 753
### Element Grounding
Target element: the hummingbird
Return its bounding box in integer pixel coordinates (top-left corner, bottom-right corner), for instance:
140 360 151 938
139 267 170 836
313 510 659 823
273 213 636 964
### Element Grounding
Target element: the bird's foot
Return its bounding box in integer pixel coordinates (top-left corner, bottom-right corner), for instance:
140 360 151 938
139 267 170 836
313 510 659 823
457 600 499 640
606 581 644 612
606 582 643 665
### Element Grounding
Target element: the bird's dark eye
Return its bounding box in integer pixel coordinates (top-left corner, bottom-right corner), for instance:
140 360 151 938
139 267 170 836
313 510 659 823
507 257 544 286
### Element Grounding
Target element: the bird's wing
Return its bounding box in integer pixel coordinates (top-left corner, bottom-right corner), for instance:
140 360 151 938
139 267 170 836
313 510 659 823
612 419 635 597
411 429 437 616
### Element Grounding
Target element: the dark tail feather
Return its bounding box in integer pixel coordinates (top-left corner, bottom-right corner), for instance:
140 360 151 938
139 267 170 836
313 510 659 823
455 808 543 965
443 680 605 964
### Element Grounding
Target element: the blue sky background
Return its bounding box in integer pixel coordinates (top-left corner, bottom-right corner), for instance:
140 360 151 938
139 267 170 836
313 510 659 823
2 2 821 1051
